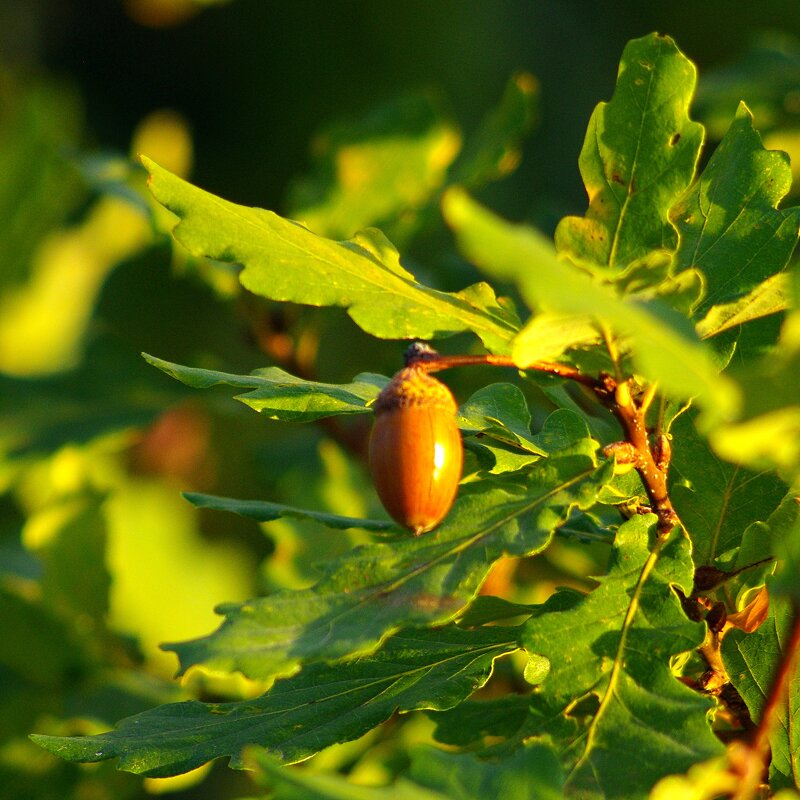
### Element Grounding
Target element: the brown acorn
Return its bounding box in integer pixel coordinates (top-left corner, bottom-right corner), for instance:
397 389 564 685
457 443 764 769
369 348 463 535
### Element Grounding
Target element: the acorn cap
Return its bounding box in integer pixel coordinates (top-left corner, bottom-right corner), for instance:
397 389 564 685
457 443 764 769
373 365 458 414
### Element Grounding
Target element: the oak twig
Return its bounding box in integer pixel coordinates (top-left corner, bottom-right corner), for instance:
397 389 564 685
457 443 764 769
730 602 800 800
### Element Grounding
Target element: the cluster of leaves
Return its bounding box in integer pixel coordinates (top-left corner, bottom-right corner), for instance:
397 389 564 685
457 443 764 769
28 33 800 799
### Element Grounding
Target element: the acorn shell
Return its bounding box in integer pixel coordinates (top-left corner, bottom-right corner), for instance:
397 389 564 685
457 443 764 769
369 365 463 535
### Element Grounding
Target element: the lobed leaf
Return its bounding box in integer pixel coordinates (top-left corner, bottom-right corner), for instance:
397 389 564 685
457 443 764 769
554 33 703 271
163 454 613 682
428 694 531 747
31 624 518 776
520 516 724 798
673 103 800 314
143 353 385 422
143 157 518 352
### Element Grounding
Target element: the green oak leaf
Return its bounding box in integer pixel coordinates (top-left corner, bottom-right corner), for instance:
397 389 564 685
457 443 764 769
408 743 564 800
143 353 386 422
142 157 517 352
443 188 739 421
520 516 724 798
696 272 791 339
669 413 787 567
243 742 563 800
184 493 394 532
708 286 800 480
31 624 517 776
162 455 612 682
507 312 601 363
428 694 531 747
247 748 449 800
457 382 544 455
673 103 800 313
554 33 703 271
723 594 800 791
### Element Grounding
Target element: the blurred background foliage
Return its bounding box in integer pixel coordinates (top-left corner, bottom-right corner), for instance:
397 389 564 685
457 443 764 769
3 1 800 797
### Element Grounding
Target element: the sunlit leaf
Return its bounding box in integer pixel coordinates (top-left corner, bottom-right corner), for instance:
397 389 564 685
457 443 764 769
673 104 800 313
143 157 518 352
696 272 791 339
144 353 386 421
554 33 703 271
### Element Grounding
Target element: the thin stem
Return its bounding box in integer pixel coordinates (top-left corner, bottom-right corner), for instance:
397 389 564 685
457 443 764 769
412 352 601 389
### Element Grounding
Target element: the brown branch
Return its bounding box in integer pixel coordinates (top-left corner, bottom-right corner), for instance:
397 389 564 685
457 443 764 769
409 349 602 389
604 379 679 536
731 601 800 800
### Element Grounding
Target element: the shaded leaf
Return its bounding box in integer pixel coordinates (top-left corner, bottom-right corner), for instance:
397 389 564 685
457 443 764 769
408 743 564 800
0 70 84 293
669 413 787 566
520 516 723 798
428 694 530 747
143 158 518 351
31 624 518 776
247 748 448 800
694 32 800 139
0 336 184 462
452 72 539 188
164 454 612 682
554 33 703 270
673 103 800 313
457 382 544 455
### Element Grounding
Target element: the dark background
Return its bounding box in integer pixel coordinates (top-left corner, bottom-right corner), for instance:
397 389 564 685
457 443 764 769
11 0 800 218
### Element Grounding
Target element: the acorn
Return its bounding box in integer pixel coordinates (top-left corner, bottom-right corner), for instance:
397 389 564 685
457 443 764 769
369 344 463 535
